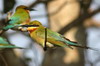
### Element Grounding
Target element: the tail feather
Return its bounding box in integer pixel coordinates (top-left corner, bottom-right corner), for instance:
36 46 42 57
0 46 24 49
69 45 99 51
63 37 78 45
63 37 99 51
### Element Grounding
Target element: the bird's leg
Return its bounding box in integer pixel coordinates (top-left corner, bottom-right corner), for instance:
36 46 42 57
43 28 47 51
7 12 13 20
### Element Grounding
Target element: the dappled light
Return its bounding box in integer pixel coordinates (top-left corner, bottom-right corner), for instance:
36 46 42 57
0 0 100 66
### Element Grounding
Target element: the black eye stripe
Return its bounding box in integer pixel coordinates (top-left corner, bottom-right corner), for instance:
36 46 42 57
29 24 39 26
21 25 39 27
24 7 27 9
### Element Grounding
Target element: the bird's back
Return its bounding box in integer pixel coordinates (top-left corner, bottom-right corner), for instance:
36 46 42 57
31 27 76 47
3 9 30 30
9 9 30 24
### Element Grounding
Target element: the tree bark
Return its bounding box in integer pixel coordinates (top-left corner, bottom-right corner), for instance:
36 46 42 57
42 0 85 66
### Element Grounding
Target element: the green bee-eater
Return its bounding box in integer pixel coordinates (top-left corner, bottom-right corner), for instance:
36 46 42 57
21 20 98 51
0 37 23 49
3 5 35 31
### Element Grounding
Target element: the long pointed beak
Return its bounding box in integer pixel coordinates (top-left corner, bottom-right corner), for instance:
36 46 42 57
25 8 36 11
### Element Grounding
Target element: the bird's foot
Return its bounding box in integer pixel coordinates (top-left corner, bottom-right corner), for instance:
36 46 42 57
43 47 47 51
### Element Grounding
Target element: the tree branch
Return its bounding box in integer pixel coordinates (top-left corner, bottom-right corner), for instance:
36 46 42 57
58 8 100 35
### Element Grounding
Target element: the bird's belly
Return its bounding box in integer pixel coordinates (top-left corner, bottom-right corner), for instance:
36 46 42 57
31 35 54 48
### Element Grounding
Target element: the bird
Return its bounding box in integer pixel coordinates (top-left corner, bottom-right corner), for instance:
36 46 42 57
0 37 23 49
2 5 35 31
21 20 98 51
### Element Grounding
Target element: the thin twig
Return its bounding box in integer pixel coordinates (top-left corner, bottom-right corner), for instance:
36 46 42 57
0 54 8 66
29 0 56 8
44 28 47 51
58 8 100 35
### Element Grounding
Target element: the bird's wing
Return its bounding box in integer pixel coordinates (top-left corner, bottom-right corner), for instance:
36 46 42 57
0 38 23 49
0 37 9 44
36 27 64 41
9 16 20 24
0 44 23 49
3 16 20 30
36 28 74 48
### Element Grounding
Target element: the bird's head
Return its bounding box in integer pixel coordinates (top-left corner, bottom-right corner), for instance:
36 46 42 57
16 5 35 12
27 20 42 32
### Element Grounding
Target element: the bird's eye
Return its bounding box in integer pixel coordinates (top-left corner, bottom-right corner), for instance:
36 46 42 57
24 7 28 10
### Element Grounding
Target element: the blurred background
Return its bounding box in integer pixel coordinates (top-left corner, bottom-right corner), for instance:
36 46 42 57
0 0 100 66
